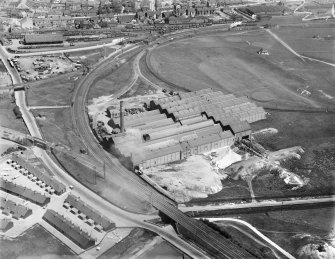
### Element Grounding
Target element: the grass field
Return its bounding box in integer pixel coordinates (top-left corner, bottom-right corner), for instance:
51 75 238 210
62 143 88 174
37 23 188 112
251 110 335 198
87 55 135 100
0 96 28 134
0 224 76 258
234 206 335 257
31 108 85 153
274 25 335 63
99 228 184 259
119 79 158 99
0 59 8 72
27 74 80 106
98 228 156 259
149 28 335 109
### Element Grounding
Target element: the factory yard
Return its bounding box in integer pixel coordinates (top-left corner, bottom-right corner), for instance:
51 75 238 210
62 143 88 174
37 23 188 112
11 55 81 82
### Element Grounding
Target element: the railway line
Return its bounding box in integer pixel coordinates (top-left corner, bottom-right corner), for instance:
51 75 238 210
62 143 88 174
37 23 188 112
71 40 256 258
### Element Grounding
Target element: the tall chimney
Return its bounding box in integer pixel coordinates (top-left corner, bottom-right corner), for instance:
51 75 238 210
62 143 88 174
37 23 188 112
120 100 124 133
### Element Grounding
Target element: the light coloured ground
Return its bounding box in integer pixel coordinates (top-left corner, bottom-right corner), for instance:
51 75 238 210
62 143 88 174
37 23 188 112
87 93 166 117
143 147 241 203
226 146 308 187
16 56 77 81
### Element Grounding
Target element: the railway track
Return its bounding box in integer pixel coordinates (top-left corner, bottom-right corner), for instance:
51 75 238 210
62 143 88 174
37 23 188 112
71 44 256 258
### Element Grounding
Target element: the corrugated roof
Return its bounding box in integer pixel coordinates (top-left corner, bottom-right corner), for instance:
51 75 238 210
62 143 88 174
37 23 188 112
133 144 183 163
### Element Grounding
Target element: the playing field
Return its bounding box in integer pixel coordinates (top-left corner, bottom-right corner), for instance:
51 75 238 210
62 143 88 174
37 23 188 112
274 24 335 63
149 28 335 109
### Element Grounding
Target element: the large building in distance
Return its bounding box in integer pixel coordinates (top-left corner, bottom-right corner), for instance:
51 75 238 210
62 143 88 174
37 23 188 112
110 88 266 169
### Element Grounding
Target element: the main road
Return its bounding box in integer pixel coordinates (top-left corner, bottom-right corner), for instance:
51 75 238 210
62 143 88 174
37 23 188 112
71 39 256 258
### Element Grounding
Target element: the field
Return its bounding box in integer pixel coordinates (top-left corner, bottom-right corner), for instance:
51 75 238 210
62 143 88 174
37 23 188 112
31 108 85 153
26 74 80 106
149 27 335 109
0 224 76 258
87 54 137 100
99 228 184 259
251 110 335 198
274 25 335 63
0 95 28 134
0 59 8 72
232 206 335 257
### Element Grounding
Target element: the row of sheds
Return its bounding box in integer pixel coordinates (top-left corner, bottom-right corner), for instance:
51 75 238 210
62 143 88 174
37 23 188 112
11 155 66 195
0 179 49 205
43 209 96 249
65 194 115 231
0 196 32 219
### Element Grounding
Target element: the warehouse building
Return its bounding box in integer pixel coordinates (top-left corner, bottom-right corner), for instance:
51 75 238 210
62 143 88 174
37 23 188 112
24 33 64 44
110 89 266 169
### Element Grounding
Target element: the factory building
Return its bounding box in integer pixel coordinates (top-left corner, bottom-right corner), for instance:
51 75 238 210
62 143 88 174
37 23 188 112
110 89 266 169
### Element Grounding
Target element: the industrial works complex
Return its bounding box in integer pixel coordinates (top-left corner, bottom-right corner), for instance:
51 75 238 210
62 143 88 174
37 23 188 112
107 89 266 169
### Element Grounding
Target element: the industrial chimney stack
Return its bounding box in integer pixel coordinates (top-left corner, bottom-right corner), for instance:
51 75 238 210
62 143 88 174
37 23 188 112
120 100 124 133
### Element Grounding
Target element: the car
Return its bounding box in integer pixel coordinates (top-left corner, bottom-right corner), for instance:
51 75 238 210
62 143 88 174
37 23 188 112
69 185 74 190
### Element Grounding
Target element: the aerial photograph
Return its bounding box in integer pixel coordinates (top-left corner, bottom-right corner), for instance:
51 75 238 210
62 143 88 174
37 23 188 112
0 0 334 258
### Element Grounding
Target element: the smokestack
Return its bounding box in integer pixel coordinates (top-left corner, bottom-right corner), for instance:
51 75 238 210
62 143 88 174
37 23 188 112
120 100 124 133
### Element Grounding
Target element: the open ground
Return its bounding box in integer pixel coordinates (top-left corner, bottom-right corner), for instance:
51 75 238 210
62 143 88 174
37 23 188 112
0 94 28 134
149 27 335 109
0 224 76 258
228 206 335 258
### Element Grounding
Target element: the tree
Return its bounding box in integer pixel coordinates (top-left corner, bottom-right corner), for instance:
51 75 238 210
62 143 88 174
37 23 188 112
111 0 123 13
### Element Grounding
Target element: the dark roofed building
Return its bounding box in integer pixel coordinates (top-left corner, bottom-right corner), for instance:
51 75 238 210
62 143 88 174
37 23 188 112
0 179 49 205
24 33 63 44
65 195 115 231
0 218 13 231
43 209 95 249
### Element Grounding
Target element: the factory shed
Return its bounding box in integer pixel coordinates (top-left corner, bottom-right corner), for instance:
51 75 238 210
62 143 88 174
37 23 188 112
24 33 64 44
135 144 183 169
